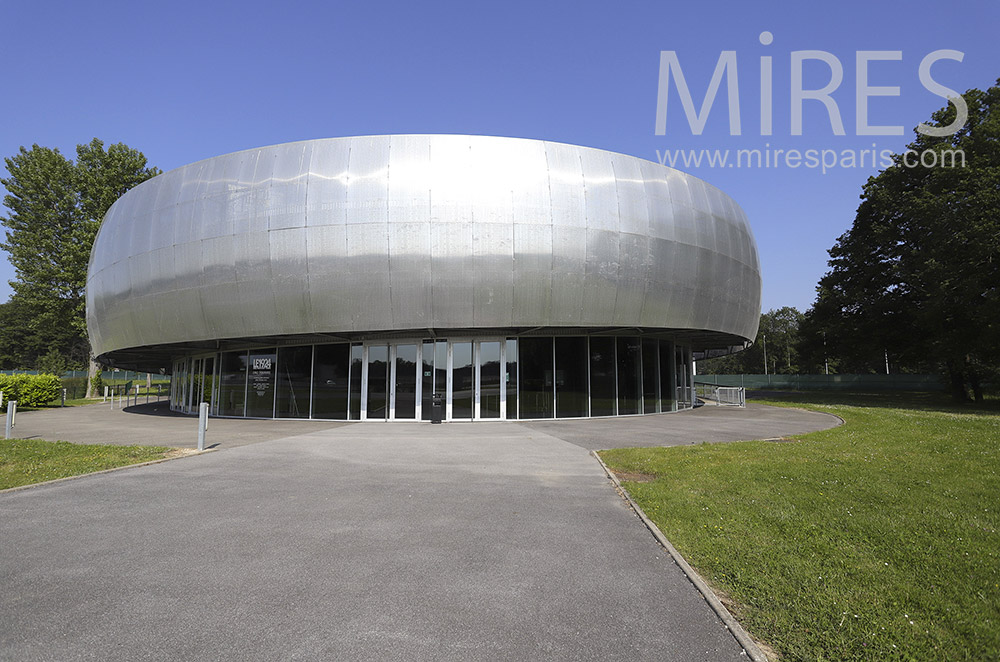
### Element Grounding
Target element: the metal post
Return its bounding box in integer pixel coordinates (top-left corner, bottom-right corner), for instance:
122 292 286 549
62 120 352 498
197 401 208 451
5 401 16 440
885 349 889 375
62 389 66 407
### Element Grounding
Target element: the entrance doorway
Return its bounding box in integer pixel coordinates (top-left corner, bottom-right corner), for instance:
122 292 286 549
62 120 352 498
359 339 508 421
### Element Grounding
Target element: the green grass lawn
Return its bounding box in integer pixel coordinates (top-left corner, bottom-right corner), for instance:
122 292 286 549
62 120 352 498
599 394 1000 661
0 438 176 489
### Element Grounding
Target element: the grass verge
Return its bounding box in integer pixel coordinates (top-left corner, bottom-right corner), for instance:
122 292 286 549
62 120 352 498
598 395 999 661
0 438 176 489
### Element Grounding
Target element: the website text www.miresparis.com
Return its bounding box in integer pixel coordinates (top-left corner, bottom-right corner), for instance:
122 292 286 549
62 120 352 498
654 144 966 174
653 32 969 173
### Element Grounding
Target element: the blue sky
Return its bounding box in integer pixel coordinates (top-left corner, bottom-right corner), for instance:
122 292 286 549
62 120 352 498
1 0 996 312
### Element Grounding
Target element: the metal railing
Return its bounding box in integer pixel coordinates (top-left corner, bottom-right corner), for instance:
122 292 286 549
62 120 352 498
695 383 746 407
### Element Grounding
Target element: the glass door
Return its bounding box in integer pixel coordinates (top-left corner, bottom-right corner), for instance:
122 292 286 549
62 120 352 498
451 342 474 420
365 345 389 420
391 344 417 419
188 358 202 414
202 356 216 413
477 341 501 419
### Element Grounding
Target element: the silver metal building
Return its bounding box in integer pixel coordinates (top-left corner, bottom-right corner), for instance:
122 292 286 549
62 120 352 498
86 135 761 421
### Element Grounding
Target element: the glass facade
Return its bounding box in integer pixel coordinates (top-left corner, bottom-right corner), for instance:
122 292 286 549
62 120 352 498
171 335 693 421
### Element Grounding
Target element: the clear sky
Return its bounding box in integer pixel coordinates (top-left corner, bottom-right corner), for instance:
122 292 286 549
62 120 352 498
1 0 996 312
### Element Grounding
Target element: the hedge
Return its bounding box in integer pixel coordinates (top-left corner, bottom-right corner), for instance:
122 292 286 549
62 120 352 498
0 373 62 407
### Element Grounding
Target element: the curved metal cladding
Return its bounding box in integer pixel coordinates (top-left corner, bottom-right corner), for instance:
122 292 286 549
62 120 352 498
87 135 761 366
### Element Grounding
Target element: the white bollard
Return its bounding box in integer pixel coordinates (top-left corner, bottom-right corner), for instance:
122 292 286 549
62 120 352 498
5 401 16 440
197 402 209 451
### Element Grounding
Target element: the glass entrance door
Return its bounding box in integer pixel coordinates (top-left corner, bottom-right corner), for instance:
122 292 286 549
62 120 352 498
365 345 389 420
477 341 501 418
451 342 474 420
391 344 417 419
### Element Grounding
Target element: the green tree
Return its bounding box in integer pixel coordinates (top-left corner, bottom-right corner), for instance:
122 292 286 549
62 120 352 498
699 306 804 375
799 80 1000 400
0 139 160 385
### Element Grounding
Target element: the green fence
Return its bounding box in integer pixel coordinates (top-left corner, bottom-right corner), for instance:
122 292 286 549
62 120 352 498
1 369 169 383
694 374 946 391
1 370 170 401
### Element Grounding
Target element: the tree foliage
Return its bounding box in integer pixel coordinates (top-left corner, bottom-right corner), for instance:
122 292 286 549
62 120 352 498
699 306 804 375
798 80 1000 400
0 139 159 369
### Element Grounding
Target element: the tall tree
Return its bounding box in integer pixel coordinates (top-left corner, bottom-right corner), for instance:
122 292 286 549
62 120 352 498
799 80 1000 400
0 139 160 383
699 307 804 375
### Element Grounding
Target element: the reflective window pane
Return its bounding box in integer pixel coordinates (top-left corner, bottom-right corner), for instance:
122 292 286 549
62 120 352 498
421 341 434 421
218 351 247 416
276 346 312 418
555 337 588 418
366 345 388 420
479 341 501 418
589 337 616 416
394 344 417 419
519 337 553 418
246 349 277 417
505 339 518 419
349 344 363 420
659 339 675 412
642 338 659 414
452 342 473 420
313 343 349 419
616 337 641 415
203 357 216 411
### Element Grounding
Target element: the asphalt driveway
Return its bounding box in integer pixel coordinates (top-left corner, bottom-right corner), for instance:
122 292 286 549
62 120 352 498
1 405 840 660
1 422 763 661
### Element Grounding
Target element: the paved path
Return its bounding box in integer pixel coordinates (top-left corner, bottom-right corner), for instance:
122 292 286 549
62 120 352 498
2 404 838 660
2 424 756 661
11 400 351 449
524 402 841 450
12 399 839 450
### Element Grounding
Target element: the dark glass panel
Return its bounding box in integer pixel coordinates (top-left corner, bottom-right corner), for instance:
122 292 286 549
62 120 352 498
394 344 417 419
421 341 434 421
218 351 247 416
452 342 474 420
246 349 277 418
616 337 641 415
641 338 659 414
434 340 447 401
313 343 349 419
589 337 616 417
480 341 501 418
659 339 675 412
505 339 518 419
202 357 216 410
366 345 389 420
555 337 588 418
275 346 312 419
190 358 202 412
348 344 363 420
519 337 553 419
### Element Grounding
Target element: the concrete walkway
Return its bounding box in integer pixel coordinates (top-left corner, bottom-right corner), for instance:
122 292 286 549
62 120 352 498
1 404 837 660
11 399 839 450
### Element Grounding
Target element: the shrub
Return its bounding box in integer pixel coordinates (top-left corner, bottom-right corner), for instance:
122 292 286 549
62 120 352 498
0 373 63 407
